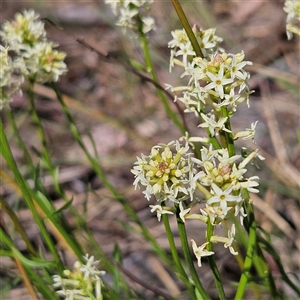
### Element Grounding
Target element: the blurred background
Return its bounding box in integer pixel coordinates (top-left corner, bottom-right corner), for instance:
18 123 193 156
1 1 299 299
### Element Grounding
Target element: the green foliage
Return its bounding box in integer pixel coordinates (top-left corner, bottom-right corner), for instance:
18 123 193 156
1 2 299 300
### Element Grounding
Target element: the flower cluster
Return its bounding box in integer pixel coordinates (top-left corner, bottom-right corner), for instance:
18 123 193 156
193 146 262 223
168 27 222 71
132 140 195 203
132 139 263 262
132 25 263 265
167 28 253 123
132 141 262 222
0 9 67 107
53 254 106 300
283 0 300 40
104 0 155 34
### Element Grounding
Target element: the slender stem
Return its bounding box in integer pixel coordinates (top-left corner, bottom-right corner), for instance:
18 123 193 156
196 182 212 199
206 221 227 300
137 20 186 134
234 202 256 300
25 265 57 300
231 217 265 299
52 83 172 266
28 80 64 196
1 231 39 300
0 196 36 256
0 119 64 271
175 204 211 299
28 80 85 260
5 108 35 173
14 256 39 300
220 107 235 156
77 37 187 133
257 233 300 296
28 81 51 169
162 214 197 300
171 0 202 58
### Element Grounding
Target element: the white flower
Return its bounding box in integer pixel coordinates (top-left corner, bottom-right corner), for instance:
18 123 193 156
226 53 251 80
0 10 67 84
224 224 238 255
142 16 156 33
0 9 46 53
210 224 238 255
116 7 138 31
229 164 247 188
183 59 208 83
219 88 240 111
168 29 189 49
80 254 105 279
177 92 199 112
216 148 241 166
240 176 260 193
238 149 263 170
149 204 173 221
207 183 242 215
234 201 247 225
199 113 231 136
179 201 191 222
192 144 218 167
191 240 214 267
200 205 226 225
15 41 67 82
105 0 155 34
197 30 216 58
175 41 195 66
53 254 105 300
205 65 233 99
233 121 258 142
52 275 64 288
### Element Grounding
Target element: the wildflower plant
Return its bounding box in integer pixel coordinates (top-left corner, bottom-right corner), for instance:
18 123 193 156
0 9 67 108
53 254 106 300
1 2 299 300
131 19 264 294
131 0 299 299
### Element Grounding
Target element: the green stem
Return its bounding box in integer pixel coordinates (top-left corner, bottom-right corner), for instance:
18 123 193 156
52 83 172 266
28 80 63 196
175 204 211 299
234 202 256 300
25 265 57 300
206 221 227 300
27 80 84 260
5 108 35 174
232 217 265 299
241 187 283 298
0 196 36 256
220 107 235 156
170 0 202 58
138 23 186 134
257 233 300 296
0 119 64 272
162 214 197 300
0 230 56 300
